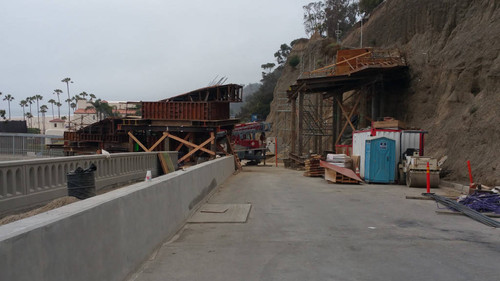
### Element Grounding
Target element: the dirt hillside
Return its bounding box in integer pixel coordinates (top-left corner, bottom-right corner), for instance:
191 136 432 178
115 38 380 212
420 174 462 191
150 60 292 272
342 0 500 185
269 0 500 185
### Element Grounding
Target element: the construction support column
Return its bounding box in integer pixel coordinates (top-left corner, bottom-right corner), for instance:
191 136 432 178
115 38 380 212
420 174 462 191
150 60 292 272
331 95 337 152
335 93 342 147
298 91 304 156
290 97 297 155
313 93 319 154
359 89 368 128
371 85 379 121
318 93 323 154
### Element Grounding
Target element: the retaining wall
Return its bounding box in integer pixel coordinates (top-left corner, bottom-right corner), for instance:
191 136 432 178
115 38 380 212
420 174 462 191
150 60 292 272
0 156 234 281
0 151 177 215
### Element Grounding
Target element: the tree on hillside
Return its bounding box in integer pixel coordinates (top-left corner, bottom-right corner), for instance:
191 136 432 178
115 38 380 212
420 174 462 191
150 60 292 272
324 0 359 38
303 1 327 36
261 63 276 78
236 66 283 122
274 44 292 65
359 0 383 14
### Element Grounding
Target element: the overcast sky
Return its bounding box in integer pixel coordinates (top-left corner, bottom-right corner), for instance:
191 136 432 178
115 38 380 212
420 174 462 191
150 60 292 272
0 0 312 117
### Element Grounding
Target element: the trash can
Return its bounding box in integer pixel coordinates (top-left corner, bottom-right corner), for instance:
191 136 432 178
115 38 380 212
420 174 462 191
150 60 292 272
67 163 97 199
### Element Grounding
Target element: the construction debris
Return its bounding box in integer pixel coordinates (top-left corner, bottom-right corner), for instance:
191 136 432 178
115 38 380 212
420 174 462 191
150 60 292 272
303 155 324 177
423 193 500 228
458 192 500 214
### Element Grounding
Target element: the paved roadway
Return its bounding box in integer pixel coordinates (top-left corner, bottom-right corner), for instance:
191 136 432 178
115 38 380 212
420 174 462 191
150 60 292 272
129 166 499 281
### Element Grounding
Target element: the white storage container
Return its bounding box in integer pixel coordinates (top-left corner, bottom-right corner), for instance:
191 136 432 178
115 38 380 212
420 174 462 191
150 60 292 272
352 129 426 179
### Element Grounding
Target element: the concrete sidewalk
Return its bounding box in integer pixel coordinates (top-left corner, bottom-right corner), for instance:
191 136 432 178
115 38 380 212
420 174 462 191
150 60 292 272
129 166 499 281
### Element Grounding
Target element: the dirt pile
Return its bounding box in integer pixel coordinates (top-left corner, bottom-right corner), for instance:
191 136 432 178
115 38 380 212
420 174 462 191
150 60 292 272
0 196 80 226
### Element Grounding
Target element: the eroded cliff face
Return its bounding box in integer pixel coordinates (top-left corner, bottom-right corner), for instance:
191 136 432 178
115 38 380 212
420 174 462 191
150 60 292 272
269 0 499 184
341 0 500 184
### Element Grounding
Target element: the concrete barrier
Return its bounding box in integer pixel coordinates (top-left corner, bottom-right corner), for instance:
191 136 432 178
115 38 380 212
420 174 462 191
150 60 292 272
0 151 177 215
0 156 234 281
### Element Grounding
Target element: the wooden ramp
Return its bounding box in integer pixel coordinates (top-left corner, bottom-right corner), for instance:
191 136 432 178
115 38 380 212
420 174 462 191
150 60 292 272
320 160 362 184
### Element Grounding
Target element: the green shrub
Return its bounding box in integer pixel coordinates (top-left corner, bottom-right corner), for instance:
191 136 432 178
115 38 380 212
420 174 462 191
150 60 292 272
288 55 300 68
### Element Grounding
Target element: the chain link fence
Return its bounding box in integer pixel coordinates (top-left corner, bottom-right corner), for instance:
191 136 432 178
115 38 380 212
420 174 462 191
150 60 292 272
0 133 64 160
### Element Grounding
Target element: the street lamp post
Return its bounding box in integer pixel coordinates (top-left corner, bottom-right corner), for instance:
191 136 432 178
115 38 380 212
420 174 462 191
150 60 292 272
61 78 73 130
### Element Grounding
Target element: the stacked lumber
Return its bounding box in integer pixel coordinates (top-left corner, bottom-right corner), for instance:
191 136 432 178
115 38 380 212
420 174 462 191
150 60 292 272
373 117 405 129
303 155 324 177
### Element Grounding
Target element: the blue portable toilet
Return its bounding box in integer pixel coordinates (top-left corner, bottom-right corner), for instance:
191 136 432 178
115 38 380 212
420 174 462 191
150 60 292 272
364 137 396 183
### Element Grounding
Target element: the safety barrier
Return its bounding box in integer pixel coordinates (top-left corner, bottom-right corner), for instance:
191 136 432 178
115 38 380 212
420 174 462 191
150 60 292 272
0 151 177 214
0 156 234 281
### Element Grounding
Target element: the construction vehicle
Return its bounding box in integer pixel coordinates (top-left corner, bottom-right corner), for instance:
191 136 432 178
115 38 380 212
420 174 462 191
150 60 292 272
232 122 271 165
399 149 440 188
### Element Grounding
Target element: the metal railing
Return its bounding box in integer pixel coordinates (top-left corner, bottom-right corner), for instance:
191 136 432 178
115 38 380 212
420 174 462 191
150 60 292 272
0 133 64 158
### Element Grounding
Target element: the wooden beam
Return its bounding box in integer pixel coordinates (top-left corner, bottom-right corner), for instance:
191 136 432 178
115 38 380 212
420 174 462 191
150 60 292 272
147 133 169 152
335 93 361 145
336 96 356 131
127 131 148 152
175 132 192 151
164 132 214 155
177 134 215 163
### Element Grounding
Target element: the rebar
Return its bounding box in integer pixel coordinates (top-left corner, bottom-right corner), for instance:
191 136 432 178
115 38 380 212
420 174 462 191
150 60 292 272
423 193 500 228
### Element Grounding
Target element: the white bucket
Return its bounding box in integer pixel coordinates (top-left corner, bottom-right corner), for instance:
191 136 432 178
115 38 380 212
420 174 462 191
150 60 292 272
145 170 152 181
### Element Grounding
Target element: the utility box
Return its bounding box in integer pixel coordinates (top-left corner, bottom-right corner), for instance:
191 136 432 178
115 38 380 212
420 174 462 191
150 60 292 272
365 137 396 183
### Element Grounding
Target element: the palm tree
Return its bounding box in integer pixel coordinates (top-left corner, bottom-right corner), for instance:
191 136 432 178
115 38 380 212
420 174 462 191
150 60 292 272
25 112 33 128
40 105 48 134
3 94 14 120
61 77 72 129
56 102 62 117
53 89 63 118
48 99 56 118
34 94 43 130
70 102 77 113
20 100 28 121
79 91 88 100
26 97 34 120
89 93 96 102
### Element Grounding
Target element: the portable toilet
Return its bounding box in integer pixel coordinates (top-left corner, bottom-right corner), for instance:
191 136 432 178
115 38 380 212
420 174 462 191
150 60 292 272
365 137 396 183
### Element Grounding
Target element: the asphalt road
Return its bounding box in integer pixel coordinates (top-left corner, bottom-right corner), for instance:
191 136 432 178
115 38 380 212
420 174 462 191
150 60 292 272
129 166 499 281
